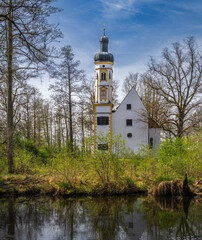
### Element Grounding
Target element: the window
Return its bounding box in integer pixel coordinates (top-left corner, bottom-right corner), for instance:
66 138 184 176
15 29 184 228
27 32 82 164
102 65 105 67
149 138 153 149
98 144 108 150
101 72 106 80
127 104 131 110
109 72 111 79
97 116 109 125
126 119 132 126
127 133 132 138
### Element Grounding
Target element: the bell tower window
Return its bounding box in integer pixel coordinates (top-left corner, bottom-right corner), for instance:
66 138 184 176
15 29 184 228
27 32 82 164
101 72 106 80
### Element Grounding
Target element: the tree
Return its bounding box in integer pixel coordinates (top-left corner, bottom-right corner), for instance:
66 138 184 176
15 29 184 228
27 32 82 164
0 0 62 172
147 37 202 137
122 72 140 95
50 46 84 152
112 78 120 108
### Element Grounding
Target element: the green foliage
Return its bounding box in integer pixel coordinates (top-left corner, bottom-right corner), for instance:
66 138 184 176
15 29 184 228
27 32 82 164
125 177 136 188
0 144 7 174
0 130 201 194
155 176 175 183
132 132 202 184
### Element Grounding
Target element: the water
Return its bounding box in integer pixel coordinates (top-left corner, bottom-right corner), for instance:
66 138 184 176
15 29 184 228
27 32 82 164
0 195 201 240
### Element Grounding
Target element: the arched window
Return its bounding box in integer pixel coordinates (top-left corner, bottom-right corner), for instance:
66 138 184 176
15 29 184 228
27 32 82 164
101 72 106 80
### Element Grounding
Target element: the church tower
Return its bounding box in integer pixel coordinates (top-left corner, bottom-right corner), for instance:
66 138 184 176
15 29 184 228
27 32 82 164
93 28 114 152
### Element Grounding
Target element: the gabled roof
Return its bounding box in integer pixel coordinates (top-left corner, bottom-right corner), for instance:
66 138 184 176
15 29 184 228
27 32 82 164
113 87 147 113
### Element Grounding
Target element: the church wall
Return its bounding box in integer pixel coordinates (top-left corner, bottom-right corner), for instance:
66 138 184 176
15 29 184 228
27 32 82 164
112 88 148 153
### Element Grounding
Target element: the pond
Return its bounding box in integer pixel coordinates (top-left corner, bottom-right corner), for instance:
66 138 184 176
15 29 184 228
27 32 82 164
0 195 201 240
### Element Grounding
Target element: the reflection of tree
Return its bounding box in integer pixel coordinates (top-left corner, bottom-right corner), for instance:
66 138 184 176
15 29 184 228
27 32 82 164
141 196 202 240
7 198 15 240
0 196 201 240
83 197 127 240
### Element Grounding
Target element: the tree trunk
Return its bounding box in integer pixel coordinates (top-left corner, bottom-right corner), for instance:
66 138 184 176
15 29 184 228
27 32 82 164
177 108 184 137
64 109 69 146
68 66 73 152
7 0 14 173
81 107 85 153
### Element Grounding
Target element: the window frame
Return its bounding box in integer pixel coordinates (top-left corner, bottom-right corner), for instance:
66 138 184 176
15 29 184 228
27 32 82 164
127 133 132 138
127 104 131 110
126 119 133 126
97 116 109 125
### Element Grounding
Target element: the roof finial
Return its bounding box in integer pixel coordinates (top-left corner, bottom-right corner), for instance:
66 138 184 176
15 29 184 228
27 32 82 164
103 23 106 36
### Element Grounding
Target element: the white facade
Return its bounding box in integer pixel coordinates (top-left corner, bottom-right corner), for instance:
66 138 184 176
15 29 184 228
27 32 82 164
93 33 160 153
112 88 149 153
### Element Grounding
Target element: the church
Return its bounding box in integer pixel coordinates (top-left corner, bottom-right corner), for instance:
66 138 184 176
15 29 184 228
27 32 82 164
93 30 160 153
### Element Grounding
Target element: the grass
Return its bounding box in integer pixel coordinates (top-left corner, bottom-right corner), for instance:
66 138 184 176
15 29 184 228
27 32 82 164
0 132 201 197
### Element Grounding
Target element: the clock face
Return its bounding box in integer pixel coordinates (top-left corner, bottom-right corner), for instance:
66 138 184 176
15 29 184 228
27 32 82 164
100 89 106 100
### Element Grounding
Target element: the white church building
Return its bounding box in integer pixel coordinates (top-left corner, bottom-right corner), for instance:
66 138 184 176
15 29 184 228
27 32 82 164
93 31 160 153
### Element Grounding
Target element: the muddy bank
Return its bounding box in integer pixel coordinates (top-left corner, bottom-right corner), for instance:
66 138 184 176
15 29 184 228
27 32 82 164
0 175 145 198
150 175 202 198
0 174 201 199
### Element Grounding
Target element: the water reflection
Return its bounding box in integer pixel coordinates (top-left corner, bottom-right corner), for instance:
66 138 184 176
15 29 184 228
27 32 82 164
0 195 201 240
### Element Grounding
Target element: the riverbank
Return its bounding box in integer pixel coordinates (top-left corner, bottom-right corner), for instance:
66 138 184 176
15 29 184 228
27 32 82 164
0 174 201 198
0 174 146 197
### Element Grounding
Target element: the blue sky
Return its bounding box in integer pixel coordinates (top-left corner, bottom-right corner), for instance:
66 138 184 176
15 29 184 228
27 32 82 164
33 0 202 98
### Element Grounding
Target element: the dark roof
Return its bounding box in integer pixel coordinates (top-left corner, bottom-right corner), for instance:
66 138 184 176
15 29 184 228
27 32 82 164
94 34 114 63
94 52 114 62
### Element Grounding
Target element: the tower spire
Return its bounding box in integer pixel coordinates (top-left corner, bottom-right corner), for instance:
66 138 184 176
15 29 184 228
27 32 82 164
103 23 106 36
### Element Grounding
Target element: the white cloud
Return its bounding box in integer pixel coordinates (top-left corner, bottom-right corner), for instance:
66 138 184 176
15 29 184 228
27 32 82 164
99 0 139 19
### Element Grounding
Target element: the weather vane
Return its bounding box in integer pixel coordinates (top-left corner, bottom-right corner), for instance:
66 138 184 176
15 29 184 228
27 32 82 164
103 23 106 35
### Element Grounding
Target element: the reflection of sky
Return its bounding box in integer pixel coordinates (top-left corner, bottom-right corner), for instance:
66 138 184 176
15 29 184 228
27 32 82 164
30 0 202 100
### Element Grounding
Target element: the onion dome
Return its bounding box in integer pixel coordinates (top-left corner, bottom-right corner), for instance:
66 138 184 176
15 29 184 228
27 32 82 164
94 31 114 63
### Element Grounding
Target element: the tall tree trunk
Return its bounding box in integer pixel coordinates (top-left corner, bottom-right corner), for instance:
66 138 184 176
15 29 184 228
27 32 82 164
68 66 73 152
7 0 14 173
26 98 31 139
64 109 69 145
81 107 85 153
57 110 61 149
177 108 184 137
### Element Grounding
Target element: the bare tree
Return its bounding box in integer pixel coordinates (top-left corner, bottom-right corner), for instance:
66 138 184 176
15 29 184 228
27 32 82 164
50 46 84 152
122 72 140 95
147 37 202 137
112 78 120 108
0 0 62 172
